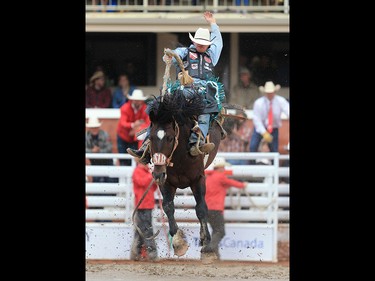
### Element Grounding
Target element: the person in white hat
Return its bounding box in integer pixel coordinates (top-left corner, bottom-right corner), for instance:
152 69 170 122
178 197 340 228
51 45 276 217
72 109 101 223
127 11 225 162
86 116 115 182
117 89 151 166
204 156 248 260
249 81 289 158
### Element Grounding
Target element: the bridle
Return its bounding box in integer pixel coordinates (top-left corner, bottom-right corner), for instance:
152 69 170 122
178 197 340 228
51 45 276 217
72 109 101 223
151 119 180 168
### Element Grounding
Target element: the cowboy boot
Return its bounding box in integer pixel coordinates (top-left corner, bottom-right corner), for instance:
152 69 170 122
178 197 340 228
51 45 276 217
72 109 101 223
189 130 215 156
127 139 151 165
130 236 142 261
145 242 158 261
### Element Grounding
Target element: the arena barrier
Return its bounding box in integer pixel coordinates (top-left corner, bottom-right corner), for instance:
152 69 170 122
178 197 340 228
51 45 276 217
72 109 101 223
86 152 289 262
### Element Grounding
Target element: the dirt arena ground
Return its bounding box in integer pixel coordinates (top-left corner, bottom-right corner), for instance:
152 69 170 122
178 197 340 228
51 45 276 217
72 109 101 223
86 230 289 280
86 259 290 281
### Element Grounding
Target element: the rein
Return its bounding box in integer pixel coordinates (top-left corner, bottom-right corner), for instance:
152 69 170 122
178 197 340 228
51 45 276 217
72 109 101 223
131 177 161 240
228 187 276 211
167 120 180 167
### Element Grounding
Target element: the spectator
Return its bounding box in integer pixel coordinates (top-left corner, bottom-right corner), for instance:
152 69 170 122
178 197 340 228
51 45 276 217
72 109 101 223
235 0 249 4
130 160 158 261
230 67 261 110
127 11 225 161
86 70 112 108
235 0 250 14
92 0 109 12
218 110 252 165
94 65 113 88
112 73 137 108
249 81 289 156
117 89 150 166
205 156 248 260
85 116 117 183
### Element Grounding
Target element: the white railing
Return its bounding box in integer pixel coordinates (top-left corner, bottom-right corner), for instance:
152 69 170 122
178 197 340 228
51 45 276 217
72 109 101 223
85 0 289 14
85 108 288 120
86 152 289 223
86 152 288 262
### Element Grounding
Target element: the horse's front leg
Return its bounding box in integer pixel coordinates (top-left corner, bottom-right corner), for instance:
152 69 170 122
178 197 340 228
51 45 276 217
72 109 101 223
160 183 178 236
160 183 188 256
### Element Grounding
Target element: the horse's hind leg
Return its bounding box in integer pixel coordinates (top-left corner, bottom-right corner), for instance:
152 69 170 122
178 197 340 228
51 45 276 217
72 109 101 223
160 184 188 257
193 185 218 263
191 180 214 256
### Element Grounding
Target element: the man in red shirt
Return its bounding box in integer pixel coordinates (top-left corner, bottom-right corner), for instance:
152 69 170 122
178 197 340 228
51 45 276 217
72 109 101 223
204 157 248 260
116 89 150 165
130 160 158 261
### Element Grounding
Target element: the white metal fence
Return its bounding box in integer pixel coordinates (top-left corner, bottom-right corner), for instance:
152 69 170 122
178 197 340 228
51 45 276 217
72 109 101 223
85 0 290 14
86 152 289 223
86 152 288 261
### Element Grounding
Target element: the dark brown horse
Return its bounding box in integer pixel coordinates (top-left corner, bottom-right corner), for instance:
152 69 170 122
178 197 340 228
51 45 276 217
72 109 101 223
147 87 224 260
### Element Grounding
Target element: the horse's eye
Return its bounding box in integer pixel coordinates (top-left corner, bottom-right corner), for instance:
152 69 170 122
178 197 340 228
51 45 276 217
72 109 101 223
167 136 174 143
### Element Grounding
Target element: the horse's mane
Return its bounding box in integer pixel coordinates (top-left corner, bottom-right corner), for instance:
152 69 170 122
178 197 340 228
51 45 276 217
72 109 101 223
148 88 205 126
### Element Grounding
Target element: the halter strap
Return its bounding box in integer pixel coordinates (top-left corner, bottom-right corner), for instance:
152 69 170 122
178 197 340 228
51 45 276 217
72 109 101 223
151 119 180 167
165 119 179 167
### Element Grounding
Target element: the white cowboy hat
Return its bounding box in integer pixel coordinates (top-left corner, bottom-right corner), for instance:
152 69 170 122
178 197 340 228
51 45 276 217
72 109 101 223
259 81 281 93
128 89 148 101
189 28 213 46
86 116 102 128
212 157 231 169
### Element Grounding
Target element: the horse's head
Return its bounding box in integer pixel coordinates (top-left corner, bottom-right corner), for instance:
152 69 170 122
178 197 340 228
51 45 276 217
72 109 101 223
149 121 178 185
147 87 205 185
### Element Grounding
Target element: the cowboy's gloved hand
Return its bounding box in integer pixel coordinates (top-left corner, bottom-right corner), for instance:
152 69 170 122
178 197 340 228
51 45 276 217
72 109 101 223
163 54 172 64
262 132 273 143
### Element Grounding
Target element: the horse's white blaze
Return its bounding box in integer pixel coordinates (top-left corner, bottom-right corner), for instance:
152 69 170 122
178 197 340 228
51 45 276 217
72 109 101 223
157 130 165 140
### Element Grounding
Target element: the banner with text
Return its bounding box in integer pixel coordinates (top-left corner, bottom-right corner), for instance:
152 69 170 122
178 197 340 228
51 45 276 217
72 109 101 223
86 223 277 261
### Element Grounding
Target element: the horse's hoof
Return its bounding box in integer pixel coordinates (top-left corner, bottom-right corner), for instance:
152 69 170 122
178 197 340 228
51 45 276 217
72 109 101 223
172 229 189 257
173 242 189 257
201 252 219 264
